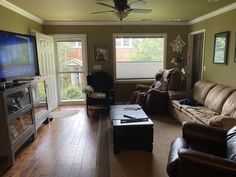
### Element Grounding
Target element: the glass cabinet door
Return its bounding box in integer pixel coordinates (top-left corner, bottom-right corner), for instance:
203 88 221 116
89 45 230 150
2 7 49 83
32 79 46 102
34 98 48 122
9 111 33 143
6 88 31 117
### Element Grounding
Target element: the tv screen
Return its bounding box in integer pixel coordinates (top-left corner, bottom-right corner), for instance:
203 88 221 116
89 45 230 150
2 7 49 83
0 30 39 81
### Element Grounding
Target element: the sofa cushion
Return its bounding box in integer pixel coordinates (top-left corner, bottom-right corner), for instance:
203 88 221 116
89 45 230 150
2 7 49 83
222 91 236 117
180 105 219 124
204 85 235 113
171 100 182 111
193 80 216 105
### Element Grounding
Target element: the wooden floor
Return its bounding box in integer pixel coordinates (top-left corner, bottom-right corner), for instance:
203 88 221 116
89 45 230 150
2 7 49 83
0 106 99 177
0 105 181 177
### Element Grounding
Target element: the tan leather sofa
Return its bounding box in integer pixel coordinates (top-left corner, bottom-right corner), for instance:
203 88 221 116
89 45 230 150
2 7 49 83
169 80 236 130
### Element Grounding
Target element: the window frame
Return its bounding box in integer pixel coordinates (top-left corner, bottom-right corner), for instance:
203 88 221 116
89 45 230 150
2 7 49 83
113 33 167 83
53 34 88 105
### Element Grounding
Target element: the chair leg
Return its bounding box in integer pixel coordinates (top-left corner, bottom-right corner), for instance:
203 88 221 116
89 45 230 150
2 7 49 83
86 104 90 116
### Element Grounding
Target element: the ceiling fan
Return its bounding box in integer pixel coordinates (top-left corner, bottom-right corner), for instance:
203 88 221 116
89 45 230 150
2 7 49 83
91 0 152 21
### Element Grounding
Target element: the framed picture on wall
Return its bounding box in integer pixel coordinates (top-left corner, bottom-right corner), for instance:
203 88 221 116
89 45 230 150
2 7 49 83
94 44 109 62
213 31 229 64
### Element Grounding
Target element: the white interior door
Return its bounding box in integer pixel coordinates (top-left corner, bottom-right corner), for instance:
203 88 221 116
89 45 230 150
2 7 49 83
188 29 206 89
33 32 58 112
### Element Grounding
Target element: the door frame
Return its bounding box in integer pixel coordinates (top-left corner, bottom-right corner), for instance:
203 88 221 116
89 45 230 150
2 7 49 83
187 29 206 89
53 34 88 105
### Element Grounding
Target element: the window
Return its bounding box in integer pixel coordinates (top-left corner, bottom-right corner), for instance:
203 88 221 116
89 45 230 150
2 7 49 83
116 38 133 48
114 34 166 81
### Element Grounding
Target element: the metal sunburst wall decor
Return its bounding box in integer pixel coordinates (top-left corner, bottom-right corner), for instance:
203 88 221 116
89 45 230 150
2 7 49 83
170 34 186 53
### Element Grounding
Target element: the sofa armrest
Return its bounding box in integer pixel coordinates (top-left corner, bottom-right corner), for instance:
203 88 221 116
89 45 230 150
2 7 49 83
182 122 227 147
209 116 236 130
168 90 193 100
178 149 236 177
221 117 236 130
167 138 189 177
83 85 94 95
136 84 151 92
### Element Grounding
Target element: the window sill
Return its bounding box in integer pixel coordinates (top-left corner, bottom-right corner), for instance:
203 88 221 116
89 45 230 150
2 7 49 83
115 79 154 83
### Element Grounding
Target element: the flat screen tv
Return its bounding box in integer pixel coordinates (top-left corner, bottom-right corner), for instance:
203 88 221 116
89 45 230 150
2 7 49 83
0 30 39 81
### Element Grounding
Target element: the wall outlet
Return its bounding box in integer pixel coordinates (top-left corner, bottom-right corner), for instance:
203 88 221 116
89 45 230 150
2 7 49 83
203 66 206 71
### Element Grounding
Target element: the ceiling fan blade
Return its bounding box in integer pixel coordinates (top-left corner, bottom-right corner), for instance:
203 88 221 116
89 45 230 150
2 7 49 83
96 2 115 9
129 8 152 13
91 10 114 14
129 0 147 8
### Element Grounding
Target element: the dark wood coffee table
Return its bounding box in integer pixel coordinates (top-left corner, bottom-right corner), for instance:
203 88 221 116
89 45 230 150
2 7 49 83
110 104 153 154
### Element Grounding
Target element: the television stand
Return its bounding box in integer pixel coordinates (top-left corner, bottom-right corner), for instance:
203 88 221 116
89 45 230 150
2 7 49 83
0 77 50 166
0 82 36 166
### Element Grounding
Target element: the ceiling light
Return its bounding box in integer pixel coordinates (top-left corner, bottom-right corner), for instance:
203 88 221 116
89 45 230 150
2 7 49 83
113 10 129 21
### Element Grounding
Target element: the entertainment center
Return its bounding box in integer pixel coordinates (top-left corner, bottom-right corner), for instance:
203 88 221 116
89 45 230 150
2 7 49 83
0 30 50 166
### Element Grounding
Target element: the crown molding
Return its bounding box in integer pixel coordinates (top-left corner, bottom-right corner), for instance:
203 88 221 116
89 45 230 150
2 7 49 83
189 2 236 25
0 0 43 24
43 21 189 26
1 0 235 26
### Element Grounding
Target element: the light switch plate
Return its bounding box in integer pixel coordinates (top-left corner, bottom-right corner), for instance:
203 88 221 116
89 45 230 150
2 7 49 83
93 65 102 70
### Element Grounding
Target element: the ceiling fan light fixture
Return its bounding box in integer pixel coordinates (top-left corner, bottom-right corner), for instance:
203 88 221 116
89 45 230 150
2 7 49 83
113 10 129 21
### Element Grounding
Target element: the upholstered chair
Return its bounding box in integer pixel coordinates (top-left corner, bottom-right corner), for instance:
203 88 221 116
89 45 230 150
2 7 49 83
167 122 236 177
128 68 181 114
145 68 181 114
85 71 114 115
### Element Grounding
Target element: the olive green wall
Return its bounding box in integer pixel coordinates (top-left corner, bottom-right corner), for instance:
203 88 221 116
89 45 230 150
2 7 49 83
0 6 42 34
43 25 189 102
189 9 236 88
2 3 235 102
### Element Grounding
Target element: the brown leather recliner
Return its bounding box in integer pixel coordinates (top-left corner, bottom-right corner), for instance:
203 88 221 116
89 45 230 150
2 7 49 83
167 122 236 177
128 68 181 114
145 68 181 114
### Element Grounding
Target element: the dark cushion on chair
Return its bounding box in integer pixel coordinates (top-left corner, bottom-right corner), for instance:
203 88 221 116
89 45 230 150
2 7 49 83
87 71 113 94
86 71 114 115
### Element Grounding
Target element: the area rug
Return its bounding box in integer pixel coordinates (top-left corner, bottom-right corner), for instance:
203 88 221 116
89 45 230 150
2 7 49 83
50 109 79 119
96 115 181 177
